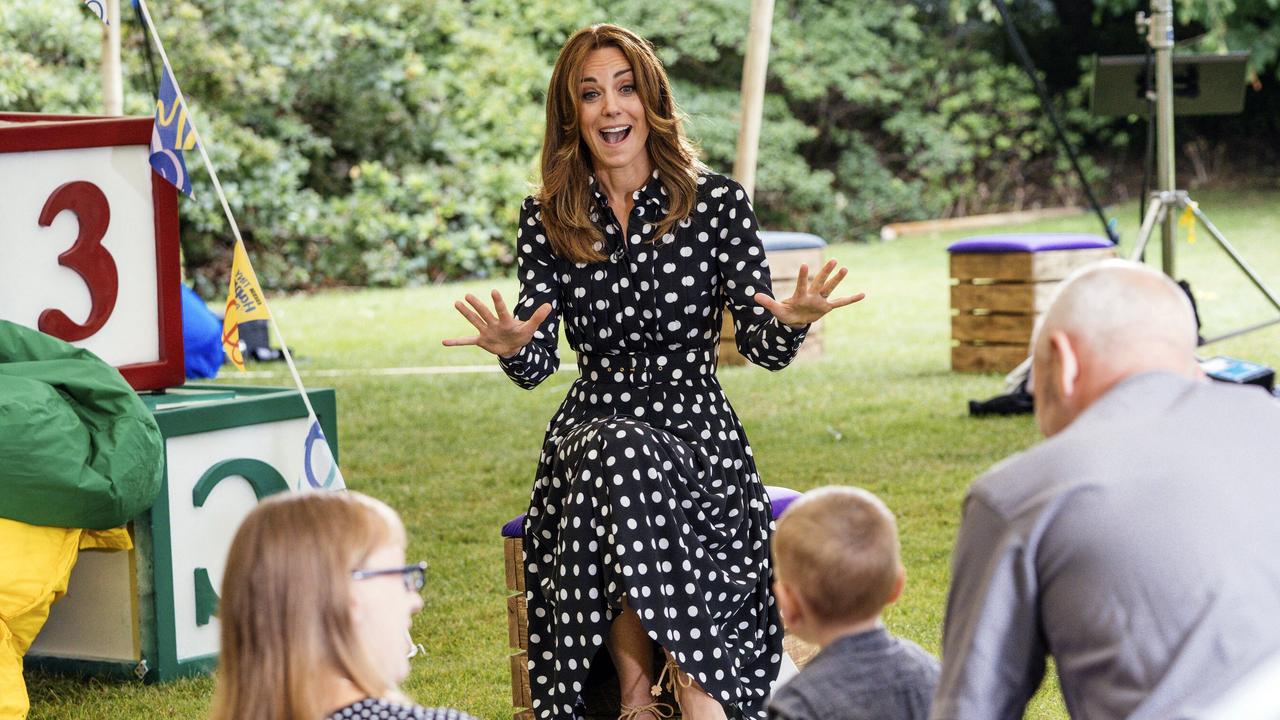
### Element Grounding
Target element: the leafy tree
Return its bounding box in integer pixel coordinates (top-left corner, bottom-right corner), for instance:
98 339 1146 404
2 0 1274 290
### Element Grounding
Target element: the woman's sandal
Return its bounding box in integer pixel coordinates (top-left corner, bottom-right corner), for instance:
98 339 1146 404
651 656 695 700
618 701 674 720
618 657 691 719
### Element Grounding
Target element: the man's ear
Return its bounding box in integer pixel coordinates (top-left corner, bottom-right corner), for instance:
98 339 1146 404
1049 330 1080 401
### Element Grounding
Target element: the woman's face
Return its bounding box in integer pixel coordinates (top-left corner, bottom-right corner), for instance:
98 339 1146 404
350 541 423 688
577 46 651 177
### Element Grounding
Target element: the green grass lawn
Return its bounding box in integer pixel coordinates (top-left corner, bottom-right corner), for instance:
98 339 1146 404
27 185 1280 719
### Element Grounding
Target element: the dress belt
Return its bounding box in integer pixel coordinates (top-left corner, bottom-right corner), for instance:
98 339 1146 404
576 349 717 383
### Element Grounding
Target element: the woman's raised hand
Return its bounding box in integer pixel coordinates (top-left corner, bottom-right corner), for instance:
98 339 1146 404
753 259 865 328
441 290 552 359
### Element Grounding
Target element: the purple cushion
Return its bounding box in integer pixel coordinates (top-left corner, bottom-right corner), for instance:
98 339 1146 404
763 485 801 517
500 485 803 538
501 515 525 538
947 233 1112 254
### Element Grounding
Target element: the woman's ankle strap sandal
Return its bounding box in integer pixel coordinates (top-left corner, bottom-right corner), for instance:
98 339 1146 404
651 656 695 698
619 701 675 720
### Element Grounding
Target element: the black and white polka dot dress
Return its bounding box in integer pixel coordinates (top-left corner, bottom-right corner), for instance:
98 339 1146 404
500 171 808 719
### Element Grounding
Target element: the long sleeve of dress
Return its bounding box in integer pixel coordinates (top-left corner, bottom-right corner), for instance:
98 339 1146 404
498 197 561 389
716 179 809 370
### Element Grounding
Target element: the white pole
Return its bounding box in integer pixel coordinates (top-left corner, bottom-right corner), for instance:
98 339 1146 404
135 0 320 426
732 0 775 200
100 0 123 115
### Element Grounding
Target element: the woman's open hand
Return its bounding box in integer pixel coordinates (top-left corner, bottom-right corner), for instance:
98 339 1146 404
441 290 552 359
753 259 865 328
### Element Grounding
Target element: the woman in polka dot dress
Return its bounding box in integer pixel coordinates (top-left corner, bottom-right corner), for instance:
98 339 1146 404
444 24 863 720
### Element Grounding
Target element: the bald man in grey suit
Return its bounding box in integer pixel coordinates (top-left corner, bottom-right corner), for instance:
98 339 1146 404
931 260 1280 720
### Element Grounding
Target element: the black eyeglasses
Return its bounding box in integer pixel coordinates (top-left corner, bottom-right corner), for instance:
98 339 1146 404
351 561 427 593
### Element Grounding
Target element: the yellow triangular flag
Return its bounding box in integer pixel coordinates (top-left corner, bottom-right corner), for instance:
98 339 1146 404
1178 201 1199 245
222 241 272 371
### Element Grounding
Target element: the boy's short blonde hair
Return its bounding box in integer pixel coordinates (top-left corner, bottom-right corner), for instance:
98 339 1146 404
773 486 901 624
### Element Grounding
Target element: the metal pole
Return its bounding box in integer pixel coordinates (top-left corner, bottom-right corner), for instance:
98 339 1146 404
1200 318 1280 345
100 0 124 115
1191 203 1280 312
1148 0 1176 276
1129 194 1168 262
733 0 774 200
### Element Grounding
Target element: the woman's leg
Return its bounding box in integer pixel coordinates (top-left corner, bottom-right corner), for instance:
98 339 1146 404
608 606 730 720
607 601 657 713
662 651 728 720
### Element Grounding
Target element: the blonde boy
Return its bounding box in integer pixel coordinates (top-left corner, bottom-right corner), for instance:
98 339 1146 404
769 487 939 720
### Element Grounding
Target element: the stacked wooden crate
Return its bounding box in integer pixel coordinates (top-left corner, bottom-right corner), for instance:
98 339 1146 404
504 534 533 720
720 232 827 366
950 234 1114 373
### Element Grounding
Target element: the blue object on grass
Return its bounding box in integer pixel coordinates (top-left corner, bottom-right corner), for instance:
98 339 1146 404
181 284 224 379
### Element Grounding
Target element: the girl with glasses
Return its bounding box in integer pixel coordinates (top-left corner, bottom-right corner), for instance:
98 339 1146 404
209 491 475 720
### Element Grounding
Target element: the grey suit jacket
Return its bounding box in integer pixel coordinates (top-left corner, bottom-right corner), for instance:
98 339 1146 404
931 371 1280 720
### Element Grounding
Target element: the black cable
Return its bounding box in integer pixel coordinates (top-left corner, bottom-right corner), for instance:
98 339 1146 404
991 0 1120 245
132 0 161 99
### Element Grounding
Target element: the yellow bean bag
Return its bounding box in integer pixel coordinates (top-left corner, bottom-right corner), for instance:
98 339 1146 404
0 520 131 720
0 322 159 718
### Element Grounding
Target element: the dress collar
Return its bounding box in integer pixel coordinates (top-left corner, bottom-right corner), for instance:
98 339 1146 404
589 169 667 212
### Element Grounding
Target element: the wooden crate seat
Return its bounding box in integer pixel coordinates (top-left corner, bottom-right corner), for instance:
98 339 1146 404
949 234 1114 373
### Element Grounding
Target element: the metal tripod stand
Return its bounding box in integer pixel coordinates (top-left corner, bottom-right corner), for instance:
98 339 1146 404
1130 0 1280 344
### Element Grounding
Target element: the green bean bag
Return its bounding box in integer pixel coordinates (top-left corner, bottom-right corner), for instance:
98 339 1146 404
0 321 163 530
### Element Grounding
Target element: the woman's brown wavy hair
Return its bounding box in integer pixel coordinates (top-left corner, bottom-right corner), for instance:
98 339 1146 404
537 24 701 264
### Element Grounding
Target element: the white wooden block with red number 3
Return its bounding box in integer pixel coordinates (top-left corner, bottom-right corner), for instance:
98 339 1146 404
0 112 183 390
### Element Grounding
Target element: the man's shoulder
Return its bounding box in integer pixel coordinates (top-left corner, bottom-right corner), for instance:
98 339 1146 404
971 373 1280 515
967 439 1067 518
1188 371 1280 419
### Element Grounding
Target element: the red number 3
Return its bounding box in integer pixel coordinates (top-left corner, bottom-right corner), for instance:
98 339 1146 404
38 181 119 342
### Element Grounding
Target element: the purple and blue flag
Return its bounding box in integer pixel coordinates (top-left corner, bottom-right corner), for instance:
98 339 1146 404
149 65 198 197
301 419 346 491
